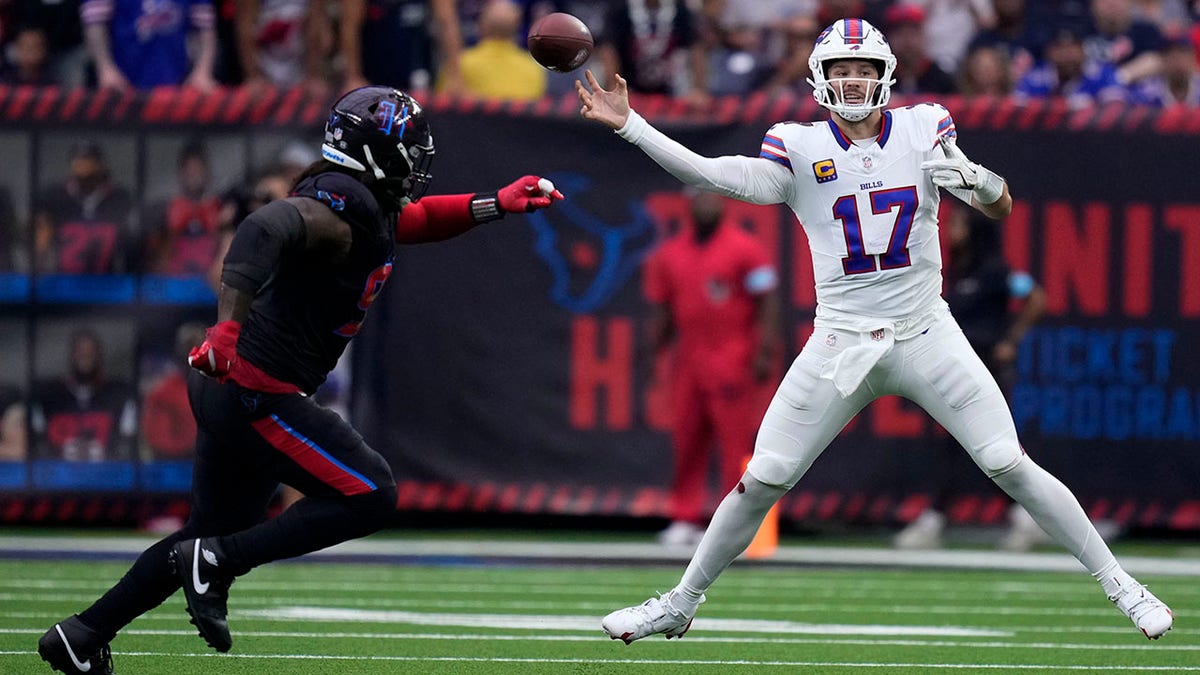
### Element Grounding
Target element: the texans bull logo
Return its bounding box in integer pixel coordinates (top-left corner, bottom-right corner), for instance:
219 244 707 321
525 173 655 313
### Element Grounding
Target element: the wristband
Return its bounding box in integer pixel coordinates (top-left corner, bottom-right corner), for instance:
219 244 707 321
470 193 503 222
972 165 1004 205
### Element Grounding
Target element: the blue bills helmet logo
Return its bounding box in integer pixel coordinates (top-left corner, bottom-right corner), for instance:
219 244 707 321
813 159 838 183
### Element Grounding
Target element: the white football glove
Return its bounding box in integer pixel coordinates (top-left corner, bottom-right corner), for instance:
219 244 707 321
920 138 1004 204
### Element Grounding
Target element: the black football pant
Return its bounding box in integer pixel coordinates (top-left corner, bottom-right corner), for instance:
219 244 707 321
78 371 397 639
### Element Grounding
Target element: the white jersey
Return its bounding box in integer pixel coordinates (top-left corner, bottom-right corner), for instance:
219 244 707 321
617 102 963 337
760 103 957 330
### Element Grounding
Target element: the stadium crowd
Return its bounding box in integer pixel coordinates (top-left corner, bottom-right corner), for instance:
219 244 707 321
0 0 1196 108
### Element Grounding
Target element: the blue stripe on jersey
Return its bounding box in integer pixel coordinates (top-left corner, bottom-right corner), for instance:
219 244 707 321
878 111 893 148
826 119 852 150
759 151 793 172
762 135 786 150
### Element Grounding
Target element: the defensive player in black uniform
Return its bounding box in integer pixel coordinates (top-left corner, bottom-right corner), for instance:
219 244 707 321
38 86 564 674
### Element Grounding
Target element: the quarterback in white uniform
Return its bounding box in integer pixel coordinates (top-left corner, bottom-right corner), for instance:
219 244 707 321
577 18 1173 643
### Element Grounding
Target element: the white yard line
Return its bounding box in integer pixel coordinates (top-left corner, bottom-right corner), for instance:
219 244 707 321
2 535 1198 576
2 626 1198 651
2 650 1199 670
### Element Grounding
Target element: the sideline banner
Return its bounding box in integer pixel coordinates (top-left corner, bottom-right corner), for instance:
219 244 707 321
356 102 1200 530
0 87 1196 529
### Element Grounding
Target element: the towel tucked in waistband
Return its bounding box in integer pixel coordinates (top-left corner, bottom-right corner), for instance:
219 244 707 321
819 327 896 397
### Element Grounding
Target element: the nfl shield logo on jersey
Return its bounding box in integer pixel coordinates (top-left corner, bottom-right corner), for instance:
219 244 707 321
870 328 885 341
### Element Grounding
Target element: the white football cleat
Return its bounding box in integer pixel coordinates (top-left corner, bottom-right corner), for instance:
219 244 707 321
1110 583 1174 640
893 509 945 550
998 504 1052 552
602 590 703 645
656 521 705 548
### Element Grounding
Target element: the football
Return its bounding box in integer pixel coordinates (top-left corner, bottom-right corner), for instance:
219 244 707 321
527 12 593 73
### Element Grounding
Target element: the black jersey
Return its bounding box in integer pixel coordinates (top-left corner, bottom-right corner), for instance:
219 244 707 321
237 172 395 394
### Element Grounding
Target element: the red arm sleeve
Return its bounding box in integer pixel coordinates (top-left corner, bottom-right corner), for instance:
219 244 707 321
395 194 482 243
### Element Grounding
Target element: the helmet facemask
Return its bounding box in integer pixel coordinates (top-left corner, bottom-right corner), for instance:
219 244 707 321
815 60 889 122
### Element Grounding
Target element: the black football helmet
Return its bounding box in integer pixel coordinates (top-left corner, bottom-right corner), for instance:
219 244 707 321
321 86 434 209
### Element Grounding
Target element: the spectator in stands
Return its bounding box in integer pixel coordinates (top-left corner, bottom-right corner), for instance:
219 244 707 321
910 0 998 75
599 0 710 108
30 329 137 462
81 0 218 92
886 3 959 95
0 383 26 462
1131 0 1192 39
32 141 135 275
11 0 87 87
1015 23 1127 107
817 0 890 27
340 0 454 93
764 12 819 95
699 0 812 97
0 25 54 85
455 0 545 101
1143 32 1200 105
233 0 332 98
968 0 1039 83
958 43 1014 96
1085 0 1166 92
207 168 290 292
140 322 205 460
144 141 223 276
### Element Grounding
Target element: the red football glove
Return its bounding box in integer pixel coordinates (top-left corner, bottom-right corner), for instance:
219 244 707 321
188 320 241 381
497 175 565 213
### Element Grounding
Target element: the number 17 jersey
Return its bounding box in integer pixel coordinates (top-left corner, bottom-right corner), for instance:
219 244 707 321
760 103 959 332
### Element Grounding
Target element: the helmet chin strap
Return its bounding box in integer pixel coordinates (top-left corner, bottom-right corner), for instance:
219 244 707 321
361 145 387 180
836 107 872 122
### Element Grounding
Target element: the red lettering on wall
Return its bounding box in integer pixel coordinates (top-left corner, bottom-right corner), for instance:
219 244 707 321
1165 205 1200 317
570 316 633 429
1123 203 1153 318
1042 201 1110 316
870 396 926 438
642 192 691 239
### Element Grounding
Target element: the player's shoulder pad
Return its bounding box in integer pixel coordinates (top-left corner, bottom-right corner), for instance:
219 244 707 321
761 121 810 172
292 172 385 226
893 101 957 144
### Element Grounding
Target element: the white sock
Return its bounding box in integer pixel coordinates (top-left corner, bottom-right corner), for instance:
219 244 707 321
990 456 1119 578
674 475 787 612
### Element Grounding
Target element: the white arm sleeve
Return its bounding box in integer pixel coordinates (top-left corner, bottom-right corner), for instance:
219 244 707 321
616 111 794 206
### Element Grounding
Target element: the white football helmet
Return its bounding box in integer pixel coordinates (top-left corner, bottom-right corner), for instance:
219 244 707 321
807 18 897 122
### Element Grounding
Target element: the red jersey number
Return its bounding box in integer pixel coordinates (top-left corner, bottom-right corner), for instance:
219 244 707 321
334 261 393 337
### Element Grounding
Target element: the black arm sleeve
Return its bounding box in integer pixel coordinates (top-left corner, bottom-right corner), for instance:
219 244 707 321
220 200 307 293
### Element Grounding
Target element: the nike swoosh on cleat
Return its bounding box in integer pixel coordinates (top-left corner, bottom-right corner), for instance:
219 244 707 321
55 624 91 673
191 539 209 595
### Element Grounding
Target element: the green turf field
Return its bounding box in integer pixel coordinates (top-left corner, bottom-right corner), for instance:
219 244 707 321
1 550 1195 674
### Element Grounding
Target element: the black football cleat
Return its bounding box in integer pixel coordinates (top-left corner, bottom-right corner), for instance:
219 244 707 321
38 615 114 674
170 537 235 652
